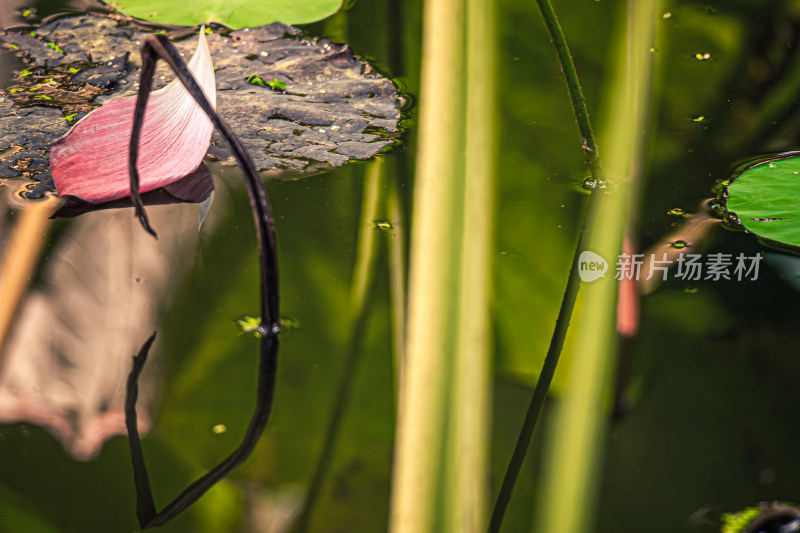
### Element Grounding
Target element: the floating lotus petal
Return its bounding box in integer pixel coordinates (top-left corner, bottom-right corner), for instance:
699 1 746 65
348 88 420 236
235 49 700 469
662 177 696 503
49 29 216 204
50 162 214 219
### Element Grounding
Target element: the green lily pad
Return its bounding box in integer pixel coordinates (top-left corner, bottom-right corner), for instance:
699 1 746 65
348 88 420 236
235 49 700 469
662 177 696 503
107 0 343 28
726 154 800 248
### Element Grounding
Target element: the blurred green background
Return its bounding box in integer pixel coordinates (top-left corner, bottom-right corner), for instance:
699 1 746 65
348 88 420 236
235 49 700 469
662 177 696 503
3 0 800 532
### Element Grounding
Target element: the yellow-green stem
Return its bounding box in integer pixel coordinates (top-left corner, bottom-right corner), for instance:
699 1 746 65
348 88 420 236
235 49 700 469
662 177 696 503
389 0 496 529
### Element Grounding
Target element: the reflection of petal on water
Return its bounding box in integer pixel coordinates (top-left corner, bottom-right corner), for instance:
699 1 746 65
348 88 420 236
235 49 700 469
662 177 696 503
0 204 202 460
244 484 304 533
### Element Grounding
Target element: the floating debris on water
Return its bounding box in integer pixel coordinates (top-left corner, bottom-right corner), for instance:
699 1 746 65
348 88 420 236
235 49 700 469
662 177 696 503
236 315 267 337
723 211 742 228
212 424 227 434
280 316 300 330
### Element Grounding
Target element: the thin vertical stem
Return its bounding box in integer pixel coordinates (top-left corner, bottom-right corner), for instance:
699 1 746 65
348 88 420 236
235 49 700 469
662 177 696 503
386 175 407 404
487 196 593 533
536 2 660 532
448 0 496 527
388 0 467 528
534 0 604 182
291 159 385 533
488 0 608 530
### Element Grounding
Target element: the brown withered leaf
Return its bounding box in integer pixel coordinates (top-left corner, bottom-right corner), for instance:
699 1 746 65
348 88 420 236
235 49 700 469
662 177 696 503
0 12 401 188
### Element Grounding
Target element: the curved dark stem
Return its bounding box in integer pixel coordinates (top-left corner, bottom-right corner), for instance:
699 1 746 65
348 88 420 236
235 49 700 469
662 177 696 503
126 334 279 528
125 331 158 524
125 32 281 529
131 34 279 325
128 45 159 239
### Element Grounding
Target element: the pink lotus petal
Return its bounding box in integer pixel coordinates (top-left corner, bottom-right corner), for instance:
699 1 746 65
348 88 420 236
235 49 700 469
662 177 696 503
50 162 214 219
50 29 216 204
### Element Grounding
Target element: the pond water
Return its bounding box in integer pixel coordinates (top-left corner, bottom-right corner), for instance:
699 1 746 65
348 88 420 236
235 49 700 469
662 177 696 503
2 1 800 532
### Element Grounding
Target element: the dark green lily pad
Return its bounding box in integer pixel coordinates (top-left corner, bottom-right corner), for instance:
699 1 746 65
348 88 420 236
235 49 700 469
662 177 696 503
0 12 400 192
726 154 800 248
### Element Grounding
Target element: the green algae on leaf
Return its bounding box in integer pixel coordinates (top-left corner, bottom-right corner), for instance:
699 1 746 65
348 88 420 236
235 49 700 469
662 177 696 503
108 0 342 29
246 73 266 86
45 41 64 54
725 154 800 249
248 74 287 90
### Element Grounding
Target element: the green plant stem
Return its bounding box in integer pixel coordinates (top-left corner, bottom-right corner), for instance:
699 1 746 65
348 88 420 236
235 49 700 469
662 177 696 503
388 0 469 529
447 0 496 528
291 160 385 533
535 0 603 180
487 194 595 533
386 172 407 404
536 2 660 532
488 1 607 531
